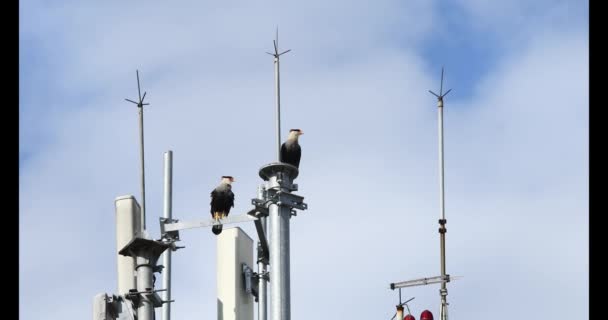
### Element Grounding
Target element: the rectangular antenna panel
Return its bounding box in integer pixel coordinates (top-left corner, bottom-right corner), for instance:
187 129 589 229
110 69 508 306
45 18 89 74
217 227 254 320
115 195 141 295
93 293 114 320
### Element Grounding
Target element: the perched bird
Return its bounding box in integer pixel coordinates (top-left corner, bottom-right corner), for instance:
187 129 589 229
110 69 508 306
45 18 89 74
280 129 303 168
210 176 235 235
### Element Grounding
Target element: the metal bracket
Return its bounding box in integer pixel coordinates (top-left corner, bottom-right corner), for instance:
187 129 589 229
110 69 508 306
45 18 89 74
97 294 137 320
266 188 308 211
159 217 180 242
256 241 269 265
242 263 259 300
251 198 270 216
101 294 121 319
125 289 142 308
247 208 270 261
125 288 166 309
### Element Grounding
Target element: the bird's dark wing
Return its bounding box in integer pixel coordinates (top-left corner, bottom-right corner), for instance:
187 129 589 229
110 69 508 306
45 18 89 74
280 142 288 163
227 189 235 208
210 188 235 215
281 141 301 168
292 143 301 168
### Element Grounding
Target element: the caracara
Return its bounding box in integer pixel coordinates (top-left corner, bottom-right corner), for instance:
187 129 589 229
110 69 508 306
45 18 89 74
210 176 235 235
280 129 303 168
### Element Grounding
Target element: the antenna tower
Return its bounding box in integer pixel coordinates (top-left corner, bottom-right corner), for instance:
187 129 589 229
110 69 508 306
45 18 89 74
266 27 291 162
428 67 452 320
125 70 150 232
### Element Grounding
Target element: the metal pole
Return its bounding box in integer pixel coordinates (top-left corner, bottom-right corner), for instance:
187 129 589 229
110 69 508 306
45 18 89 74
125 70 149 234
136 255 155 320
264 31 294 320
161 151 173 320
438 97 448 320
267 172 293 320
139 105 147 231
268 29 290 162
257 184 268 320
438 91 446 222
274 56 281 162
429 68 451 320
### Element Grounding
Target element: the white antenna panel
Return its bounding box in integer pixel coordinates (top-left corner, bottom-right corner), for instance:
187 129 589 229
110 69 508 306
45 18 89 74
217 227 254 320
115 195 141 295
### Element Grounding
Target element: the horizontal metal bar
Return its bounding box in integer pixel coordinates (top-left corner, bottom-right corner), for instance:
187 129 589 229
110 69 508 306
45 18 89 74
163 214 259 232
390 275 449 289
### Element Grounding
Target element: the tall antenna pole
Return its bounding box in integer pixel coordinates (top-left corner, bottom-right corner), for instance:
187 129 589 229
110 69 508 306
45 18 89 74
125 70 150 232
267 27 291 162
265 28 294 320
257 184 268 320
429 67 452 320
161 151 173 320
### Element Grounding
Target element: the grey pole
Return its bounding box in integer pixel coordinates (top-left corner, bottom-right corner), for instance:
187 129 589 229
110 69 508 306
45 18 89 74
136 255 156 320
139 105 147 231
438 98 448 320
429 67 451 320
264 30 295 320
274 55 281 162
125 70 149 233
259 164 300 320
119 238 170 320
161 151 173 320
266 28 291 162
257 184 268 320
268 171 291 320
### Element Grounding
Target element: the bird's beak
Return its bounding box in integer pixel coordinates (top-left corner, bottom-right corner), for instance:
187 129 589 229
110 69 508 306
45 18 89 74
299 131 304 135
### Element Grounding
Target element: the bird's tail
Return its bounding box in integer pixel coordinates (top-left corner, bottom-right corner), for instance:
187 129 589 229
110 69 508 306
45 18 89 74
212 212 226 235
212 224 223 235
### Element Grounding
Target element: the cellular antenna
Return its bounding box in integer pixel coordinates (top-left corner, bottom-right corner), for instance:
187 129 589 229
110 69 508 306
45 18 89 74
125 70 150 232
429 67 452 102
429 66 452 320
266 27 291 162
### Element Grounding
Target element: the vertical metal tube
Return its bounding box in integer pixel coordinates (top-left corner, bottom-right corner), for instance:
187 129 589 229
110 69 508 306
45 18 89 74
268 176 291 320
161 151 173 320
136 256 155 320
139 106 147 231
440 232 447 320
274 57 281 162
438 100 448 320
438 100 445 221
257 184 268 320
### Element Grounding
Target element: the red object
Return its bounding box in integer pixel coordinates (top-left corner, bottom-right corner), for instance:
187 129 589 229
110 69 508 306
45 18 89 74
404 314 416 320
420 310 434 320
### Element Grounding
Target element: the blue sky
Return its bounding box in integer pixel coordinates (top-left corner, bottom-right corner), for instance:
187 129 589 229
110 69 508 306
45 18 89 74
20 1 588 319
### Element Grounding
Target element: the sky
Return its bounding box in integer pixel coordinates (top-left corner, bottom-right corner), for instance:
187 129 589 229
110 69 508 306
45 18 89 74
19 1 588 319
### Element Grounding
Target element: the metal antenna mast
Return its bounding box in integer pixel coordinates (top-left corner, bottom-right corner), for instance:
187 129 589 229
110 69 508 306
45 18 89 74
266 27 291 162
161 151 173 320
428 67 452 320
125 70 150 232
